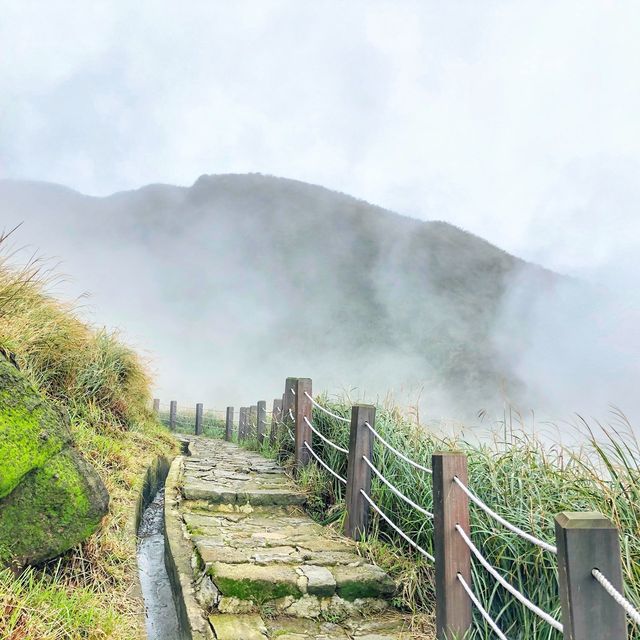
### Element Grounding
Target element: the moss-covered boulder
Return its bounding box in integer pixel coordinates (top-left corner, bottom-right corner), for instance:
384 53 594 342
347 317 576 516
0 354 109 568
0 355 72 499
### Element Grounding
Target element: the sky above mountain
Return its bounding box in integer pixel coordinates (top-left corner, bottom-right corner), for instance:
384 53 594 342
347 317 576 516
1 0 639 296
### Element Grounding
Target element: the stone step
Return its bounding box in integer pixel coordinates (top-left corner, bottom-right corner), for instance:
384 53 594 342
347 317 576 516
174 438 419 635
186 508 395 617
208 612 417 640
181 440 306 506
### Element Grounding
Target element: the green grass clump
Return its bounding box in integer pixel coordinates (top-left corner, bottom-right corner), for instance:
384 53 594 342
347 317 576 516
0 232 177 639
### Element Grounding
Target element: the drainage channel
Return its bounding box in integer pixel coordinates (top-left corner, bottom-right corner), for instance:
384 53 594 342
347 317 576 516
137 473 181 639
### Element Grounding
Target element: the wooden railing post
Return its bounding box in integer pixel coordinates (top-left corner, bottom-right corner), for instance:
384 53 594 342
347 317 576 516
169 400 177 431
283 378 297 434
249 405 257 441
294 378 312 472
344 404 375 540
153 398 160 415
555 512 627 640
195 403 203 435
225 407 234 441
270 398 281 446
432 452 472 640
238 407 247 442
257 400 266 446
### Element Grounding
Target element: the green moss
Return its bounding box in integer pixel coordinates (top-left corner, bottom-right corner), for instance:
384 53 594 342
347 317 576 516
213 575 301 603
186 524 205 536
0 356 70 498
0 449 108 566
336 579 386 601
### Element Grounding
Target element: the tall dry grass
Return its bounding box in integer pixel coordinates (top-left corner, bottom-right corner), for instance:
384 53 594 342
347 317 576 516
0 231 176 640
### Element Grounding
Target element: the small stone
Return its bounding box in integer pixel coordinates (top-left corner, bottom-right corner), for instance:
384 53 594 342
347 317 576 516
208 613 267 640
196 575 219 610
299 565 336 597
285 594 322 618
217 596 257 614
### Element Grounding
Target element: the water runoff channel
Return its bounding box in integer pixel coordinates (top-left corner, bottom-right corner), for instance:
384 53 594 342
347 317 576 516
137 486 181 639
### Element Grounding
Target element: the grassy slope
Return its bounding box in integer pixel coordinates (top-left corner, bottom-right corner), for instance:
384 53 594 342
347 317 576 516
0 237 177 640
242 398 640 639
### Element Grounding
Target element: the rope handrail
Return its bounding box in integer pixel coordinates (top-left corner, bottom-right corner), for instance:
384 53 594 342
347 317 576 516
457 572 510 640
286 427 295 442
452 476 557 554
288 408 295 421
290 387 296 395
455 524 563 631
592 569 640 625
303 416 349 454
303 392 351 423
364 422 432 474
359 489 435 562
304 442 347 484
362 455 433 519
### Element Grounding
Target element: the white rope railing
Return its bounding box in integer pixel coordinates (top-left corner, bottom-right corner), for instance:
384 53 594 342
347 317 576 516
304 441 346 484
455 524 563 631
457 572 510 640
288 408 295 421
592 569 640 625
303 416 349 454
303 391 351 423
360 489 435 562
364 422 432 474
286 427 295 442
452 476 557 554
362 455 433 519
290 387 296 395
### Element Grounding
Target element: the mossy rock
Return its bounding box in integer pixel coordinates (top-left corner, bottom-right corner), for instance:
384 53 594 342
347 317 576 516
0 448 109 567
0 354 71 498
0 354 109 568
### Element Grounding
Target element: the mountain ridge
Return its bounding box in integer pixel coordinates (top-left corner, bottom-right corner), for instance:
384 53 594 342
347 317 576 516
0 172 565 417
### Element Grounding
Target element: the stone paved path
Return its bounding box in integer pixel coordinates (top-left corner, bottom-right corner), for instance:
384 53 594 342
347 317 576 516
172 437 428 639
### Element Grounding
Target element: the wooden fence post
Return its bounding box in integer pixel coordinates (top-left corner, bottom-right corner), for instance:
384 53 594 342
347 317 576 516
153 398 160 415
249 405 257 440
225 407 234 442
257 400 266 446
432 452 472 640
344 404 375 540
169 400 177 431
238 407 247 442
270 398 281 446
294 378 312 472
555 512 627 640
195 403 203 435
283 378 297 433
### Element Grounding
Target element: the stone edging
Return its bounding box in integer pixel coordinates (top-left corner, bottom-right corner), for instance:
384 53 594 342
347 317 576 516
164 455 214 640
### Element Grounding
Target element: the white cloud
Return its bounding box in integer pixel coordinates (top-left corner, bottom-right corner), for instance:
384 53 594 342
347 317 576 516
1 0 639 283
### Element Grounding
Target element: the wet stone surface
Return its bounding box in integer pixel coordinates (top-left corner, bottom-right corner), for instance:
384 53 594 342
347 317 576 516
178 438 425 639
137 489 181 640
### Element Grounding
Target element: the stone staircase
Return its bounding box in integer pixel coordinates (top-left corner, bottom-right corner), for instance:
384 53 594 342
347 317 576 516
170 437 424 639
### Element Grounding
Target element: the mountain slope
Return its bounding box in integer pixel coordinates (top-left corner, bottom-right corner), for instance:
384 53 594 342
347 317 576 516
0 173 562 417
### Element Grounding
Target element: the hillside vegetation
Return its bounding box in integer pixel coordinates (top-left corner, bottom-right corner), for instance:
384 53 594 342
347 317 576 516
239 397 640 639
0 234 176 640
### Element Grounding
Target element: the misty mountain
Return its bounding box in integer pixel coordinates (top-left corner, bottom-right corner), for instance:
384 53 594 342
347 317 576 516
0 174 567 418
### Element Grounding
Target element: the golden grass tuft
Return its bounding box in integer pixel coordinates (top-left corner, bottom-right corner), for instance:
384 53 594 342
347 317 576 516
0 231 177 639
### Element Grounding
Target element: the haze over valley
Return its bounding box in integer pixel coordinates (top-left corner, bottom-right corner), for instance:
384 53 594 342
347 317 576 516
2 173 635 431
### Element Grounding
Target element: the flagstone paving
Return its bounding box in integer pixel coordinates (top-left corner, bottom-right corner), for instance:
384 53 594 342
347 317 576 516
174 437 428 639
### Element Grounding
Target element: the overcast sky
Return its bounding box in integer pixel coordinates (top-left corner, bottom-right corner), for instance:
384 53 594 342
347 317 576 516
2 0 639 285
